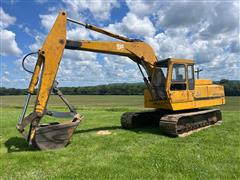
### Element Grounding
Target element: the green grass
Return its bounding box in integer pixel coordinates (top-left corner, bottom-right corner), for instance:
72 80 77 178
1 96 240 179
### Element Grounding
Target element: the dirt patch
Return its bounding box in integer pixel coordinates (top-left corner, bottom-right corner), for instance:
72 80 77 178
96 130 111 136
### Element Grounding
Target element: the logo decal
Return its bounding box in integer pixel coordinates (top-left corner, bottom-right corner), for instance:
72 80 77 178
116 44 124 50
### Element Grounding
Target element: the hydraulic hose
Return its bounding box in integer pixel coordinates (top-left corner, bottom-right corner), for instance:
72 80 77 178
22 52 38 74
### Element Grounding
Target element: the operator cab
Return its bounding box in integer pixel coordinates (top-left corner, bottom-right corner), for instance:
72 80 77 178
151 58 195 101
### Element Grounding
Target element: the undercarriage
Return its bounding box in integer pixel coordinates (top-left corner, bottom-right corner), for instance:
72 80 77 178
121 109 222 136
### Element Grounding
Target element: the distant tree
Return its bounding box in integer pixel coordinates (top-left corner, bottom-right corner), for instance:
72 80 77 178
219 79 229 84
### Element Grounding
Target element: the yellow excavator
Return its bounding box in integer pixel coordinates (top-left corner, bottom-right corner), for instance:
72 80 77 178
17 11 225 150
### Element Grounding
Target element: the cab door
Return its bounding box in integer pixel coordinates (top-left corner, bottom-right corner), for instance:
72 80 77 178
169 63 189 102
187 64 195 101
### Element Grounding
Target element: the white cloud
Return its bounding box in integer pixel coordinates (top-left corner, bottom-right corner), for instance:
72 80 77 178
56 51 142 86
28 35 44 51
39 13 57 31
63 0 119 20
57 50 104 85
121 13 156 37
63 49 96 62
103 55 142 83
105 13 156 38
1 70 10 83
67 27 90 40
199 2 238 39
192 40 224 64
198 52 240 80
0 7 16 28
1 62 29 87
0 8 22 56
145 32 194 60
157 1 238 39
1 76 10 83
158 2 208 28
228 40 239 53
0 29 22 56
0 63 10 84
126 0 164 17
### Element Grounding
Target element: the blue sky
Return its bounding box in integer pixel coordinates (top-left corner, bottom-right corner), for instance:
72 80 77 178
1 0 239 88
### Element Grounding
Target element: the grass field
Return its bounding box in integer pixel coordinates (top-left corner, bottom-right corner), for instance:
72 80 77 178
0 96 240 179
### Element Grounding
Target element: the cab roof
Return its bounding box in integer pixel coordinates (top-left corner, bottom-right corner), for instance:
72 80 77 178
156 58 194 65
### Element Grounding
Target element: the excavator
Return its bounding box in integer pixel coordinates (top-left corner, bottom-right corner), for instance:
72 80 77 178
17 11 225 150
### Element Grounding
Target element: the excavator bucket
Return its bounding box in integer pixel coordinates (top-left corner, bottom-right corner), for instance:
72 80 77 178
33 115 81 150
17 84 83 150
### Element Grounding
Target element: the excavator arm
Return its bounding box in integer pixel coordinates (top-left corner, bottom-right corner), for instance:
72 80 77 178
17 11 158 149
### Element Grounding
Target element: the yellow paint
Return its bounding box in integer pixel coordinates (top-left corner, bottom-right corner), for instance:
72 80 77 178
144 89 225 110
195 79 212 85
195 84 225 99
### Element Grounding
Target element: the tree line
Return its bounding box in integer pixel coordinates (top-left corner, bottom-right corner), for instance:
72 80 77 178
217 79 240 96
0 80 239 96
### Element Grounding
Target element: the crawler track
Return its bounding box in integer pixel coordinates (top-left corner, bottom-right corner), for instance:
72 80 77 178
121 109 222 136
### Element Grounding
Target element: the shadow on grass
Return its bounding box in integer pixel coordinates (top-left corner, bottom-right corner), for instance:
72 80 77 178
124 122 170 136
128 126 163 135
5 137 38 153
75 126 121 134
74 123 168 136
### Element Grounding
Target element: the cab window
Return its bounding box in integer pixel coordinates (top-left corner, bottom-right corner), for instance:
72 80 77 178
152 61 168 87
188 65 194 90
172 64 186 82
171 64 186 90
151 61 168 99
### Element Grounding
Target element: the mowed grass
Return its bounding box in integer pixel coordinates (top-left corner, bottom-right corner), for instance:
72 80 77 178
0 96 240 179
